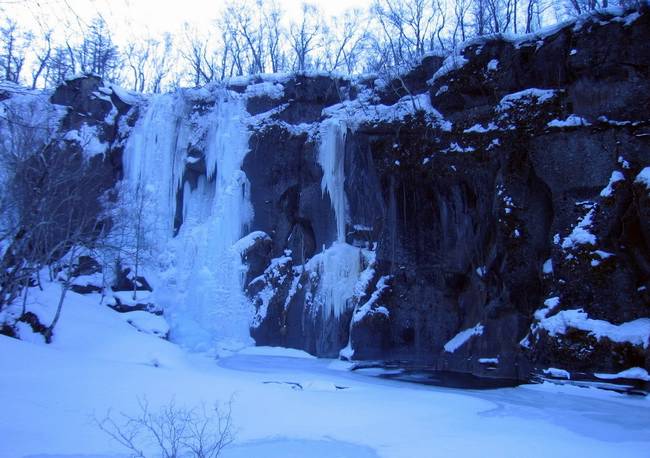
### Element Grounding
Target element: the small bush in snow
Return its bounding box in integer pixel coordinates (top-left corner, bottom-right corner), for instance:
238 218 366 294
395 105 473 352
96 397 235 458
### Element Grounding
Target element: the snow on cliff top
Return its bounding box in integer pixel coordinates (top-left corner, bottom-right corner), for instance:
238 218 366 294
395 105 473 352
322 92 452 131
426 6 643 85
464 6 641 51
0 80 51 97
110 83 144 105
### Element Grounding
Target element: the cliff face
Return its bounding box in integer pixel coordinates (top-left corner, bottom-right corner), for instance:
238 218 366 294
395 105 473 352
3 6 649 383
242 7 650 382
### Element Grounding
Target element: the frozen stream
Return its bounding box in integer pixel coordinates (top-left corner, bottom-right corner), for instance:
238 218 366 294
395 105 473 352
1 287 649 458
218 351 650 453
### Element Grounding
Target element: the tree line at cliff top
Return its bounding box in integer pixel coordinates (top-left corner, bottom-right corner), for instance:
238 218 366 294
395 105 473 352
0 0 645 92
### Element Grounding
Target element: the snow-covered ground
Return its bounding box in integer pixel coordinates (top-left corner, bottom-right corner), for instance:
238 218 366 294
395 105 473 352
1 287 649 458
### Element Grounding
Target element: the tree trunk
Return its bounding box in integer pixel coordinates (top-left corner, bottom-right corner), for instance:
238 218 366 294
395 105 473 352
44 282 68 344
20 277 29 316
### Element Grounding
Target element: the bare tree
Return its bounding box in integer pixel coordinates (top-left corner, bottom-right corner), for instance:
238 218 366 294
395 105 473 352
0 145 104 337
97 398 235 458
289 3 321 72
486 0 504 32
264 0 286 73
452 0 473 44
149 34 174 93
323 9 369 73
217 10 246 78
226 0 267 74
473 0 489 35
0 94 61 316
180 23 218 87
565 0 601 15
371 0 447 70
0 100 113 339
125 40 150 92
59 17 120 81
525 0 551 32
31 30 52 89
1 0 643 93
102 180 158 301
123 35 175 93
1 19 31 83
44 45 73 87
84 17 120 80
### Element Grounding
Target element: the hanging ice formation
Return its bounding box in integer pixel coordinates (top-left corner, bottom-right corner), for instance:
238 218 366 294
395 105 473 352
318 117 348 243
122 88 254 353
311 118 368 321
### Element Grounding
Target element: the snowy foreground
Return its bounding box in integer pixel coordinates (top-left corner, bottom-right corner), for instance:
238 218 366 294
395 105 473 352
1 289 649 458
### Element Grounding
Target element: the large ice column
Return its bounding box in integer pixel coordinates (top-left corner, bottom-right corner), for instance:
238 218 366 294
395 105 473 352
122 89 254 354
170 90 254 352
122 93 189 238
318 118 348 243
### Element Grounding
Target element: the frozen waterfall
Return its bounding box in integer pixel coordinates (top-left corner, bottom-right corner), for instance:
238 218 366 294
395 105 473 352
120 86 372 354
313 118 368 322
122 88 254 353
318 118 348 243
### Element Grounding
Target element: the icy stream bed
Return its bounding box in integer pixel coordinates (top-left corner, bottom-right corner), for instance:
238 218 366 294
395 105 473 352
3 343 650 458
1 288 649 458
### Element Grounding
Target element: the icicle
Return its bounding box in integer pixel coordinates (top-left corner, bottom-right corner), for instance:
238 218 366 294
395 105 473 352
318 118 348 243
306 243 364 320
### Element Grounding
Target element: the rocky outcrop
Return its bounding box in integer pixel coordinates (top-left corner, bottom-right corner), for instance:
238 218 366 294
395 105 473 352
239 6 650 383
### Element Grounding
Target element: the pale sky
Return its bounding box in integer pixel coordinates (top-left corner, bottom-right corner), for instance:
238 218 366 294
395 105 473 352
4 0 371 46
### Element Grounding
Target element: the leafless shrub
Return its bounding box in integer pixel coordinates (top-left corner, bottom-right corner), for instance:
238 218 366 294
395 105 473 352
96 398 235 458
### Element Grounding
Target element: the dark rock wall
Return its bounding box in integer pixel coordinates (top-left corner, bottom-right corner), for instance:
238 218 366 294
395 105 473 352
244 125 336 260
242 7 650 380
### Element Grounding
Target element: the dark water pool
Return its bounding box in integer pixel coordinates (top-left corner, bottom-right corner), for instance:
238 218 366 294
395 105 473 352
352 364 523 389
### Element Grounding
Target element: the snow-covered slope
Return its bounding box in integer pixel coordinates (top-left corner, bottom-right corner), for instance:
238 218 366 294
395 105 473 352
1 296 649 458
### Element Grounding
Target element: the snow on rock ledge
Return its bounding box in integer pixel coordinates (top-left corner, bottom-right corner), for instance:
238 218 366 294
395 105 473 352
237 345 316 359
594 367 650 381
635 167 650 191
234 231 272 255
539 309 650 348
497 88 556 112
444 324 484 353
543 367 571 379
121 311 170 338
561 206 597 250
600 171 625 197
